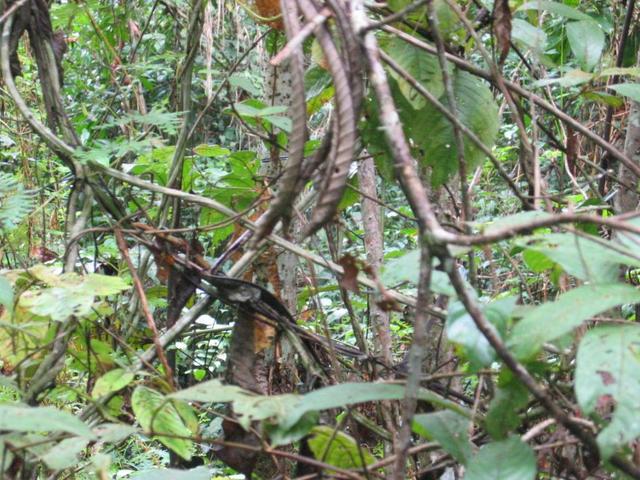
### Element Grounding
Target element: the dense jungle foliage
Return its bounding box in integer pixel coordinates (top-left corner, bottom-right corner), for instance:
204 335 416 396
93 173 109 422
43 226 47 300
2 0 640 478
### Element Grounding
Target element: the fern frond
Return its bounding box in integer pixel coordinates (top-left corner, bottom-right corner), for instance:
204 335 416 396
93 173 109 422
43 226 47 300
0 173 35 230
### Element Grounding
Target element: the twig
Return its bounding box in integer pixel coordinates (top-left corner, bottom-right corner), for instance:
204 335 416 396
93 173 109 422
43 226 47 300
115 229 175 389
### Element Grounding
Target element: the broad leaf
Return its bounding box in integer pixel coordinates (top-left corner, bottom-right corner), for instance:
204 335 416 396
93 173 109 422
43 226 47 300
517 1 594 22
132 386 194 460
465 436 536 480
575 325 640 459
480 211 553 234
517 233 640 283
511 19 547 53
130 467 212 480
381 250 455 296
446 296 517 371
193 144 231 158
508 284 640 359
384 37 444 109
93 423 138 443
19 267 129 322
485 375 529 439
92 369 135 398
535 70 594 87
609 83 640 103
307 426 374 469
417 69 499 186
40 437 89 470
0 405 95 438
413 411 473 463
566 21 605 71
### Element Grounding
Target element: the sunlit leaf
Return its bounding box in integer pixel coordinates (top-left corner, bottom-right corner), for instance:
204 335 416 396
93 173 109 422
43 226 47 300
132 386 194 460
307 426 374 469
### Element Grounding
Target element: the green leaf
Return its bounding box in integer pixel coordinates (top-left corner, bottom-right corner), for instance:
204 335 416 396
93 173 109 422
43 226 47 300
481 210 554 234
517 1 595 22
575 325 640 459
93 423 138 443
307 426 374 470
566 21 605 71
485 376 529 439
82 274 129 296
169 378 257 403
266 411 319 447
0 405 95 438
173 380 469 434
446 296 517 371
599 67 640 78
19 269 129 322
0 275 13 314
384 37 443 109
508 284 640 360
517 233 640 283
465 436 536 480
131 386 194 460
40 437 89 470
193 144 231 158
413 411 472 463
511 19 547 52
91 369 135 398
534 69 594 87
608 83 640 102
381 251 455 296
170 379 301 430
417 69 499 186
582 91 625 107
229 72 261 96
130 467 212 480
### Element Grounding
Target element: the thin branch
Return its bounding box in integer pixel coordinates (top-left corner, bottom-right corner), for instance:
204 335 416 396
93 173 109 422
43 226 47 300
115 229 175 389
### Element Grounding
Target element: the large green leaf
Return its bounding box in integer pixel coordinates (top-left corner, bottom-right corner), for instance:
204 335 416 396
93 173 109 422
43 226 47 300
173 380 470 434
18 267 129 322
575 325 640 459
446 296 517 371
417 69 499 186
131 386 194 460
511 19 547 53
413 411 473 463
484 376 529 439
508 284 640 360
517 1 594 22
566 21 605 71
307 426 374 470
381 250 454 296
40 437 89 470
170 379 300 430
384 37 443 109
130 467 212 480
516 233 640 283
0 405 95 438
91 368 135 399
609 83 640 103
465 437 536 480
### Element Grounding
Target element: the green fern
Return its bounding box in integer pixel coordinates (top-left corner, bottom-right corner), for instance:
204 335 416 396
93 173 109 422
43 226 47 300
0 173 35 230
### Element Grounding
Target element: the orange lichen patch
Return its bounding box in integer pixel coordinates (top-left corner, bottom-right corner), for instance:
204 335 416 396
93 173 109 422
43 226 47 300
254 0 284 30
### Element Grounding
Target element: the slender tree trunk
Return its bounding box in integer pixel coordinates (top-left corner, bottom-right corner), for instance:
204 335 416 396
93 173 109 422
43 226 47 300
614 50 640 215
